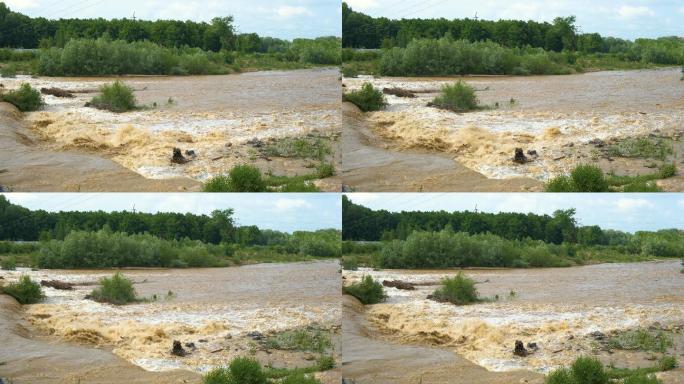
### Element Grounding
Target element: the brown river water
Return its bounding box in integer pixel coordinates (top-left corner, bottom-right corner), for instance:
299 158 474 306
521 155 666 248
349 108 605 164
0 260 341 382
1 68 340 187
343 261 684 382
344 68 684 182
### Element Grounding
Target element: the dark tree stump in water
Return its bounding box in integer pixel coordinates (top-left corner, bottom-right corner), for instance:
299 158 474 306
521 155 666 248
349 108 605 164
171 148 190 164
514 340 529 357
171 340 188 356
513 148 528 164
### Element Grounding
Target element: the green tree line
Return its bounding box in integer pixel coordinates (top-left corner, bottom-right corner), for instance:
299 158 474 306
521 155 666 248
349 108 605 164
342 196 684 256
0 196 340 250
342 2 684 69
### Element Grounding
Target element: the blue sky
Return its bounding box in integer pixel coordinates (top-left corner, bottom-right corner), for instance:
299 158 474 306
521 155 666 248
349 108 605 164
2 193 342 232
3 0 341 39
345 0 684 40
345 193 684 233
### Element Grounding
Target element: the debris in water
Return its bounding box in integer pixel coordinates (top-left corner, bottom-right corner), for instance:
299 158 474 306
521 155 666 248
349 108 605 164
382 280 416 290
40 280 74 290
526 150 538 159
171 340 188 357
513 148 529 164
184 149 197 159
514 340 529 357
247 138 264 148
382 87 416 98
589 331 606 340
40 87 74 98
527 342 539 351
171 148 190 164
589 139 606 148
247 331 264 341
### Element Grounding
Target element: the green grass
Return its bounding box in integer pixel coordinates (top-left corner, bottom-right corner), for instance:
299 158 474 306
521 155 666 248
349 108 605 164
607 137 673 161
88 81 137 113
203 165 267 192
430 81 480 112
606 329 673 353
342 275 386 305
89 272 139 305
1 275 43 304
1 83 44 112
262 137 332 160
264 328 332 353
1 64 17 78
342 82 387 112
606 356 677 379
204 162 334 192
203 356 327 384
1 256 17 270
430 272 481 305
547 164 676 192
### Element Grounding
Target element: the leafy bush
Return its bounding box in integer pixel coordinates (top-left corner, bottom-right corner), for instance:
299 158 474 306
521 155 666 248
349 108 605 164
658 163 676 178
571 356 608 384
1 83 43 112
546 165 608 192
263 137 331 160
1 256 17 270
2 275 43 304
431 81 479 112
228 357 267 384
89 272 138 305
342 275 386 304
607 137 672 161
343 82 387 112
203 367 232 384
204 165 267 192
1 64 17 78
38 38 227 76
430 272 480 305
88 81 137 112
546 367 574 384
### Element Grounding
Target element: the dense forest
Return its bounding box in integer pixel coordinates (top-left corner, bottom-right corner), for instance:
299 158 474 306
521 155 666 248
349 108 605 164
0 195 338 247
342 196 683 250
0 2 341 75
341 2 684 77
0 2 311 53
342 196 684 269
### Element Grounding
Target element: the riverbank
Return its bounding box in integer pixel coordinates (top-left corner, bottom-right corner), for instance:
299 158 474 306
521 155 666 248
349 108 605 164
0 260 341 383
341 68 684 191
1 68 341 192
342 260 684 381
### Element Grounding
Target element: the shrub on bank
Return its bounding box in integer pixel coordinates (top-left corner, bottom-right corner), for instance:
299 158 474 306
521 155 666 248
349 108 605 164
1 83 43 112
1 275 43 304
1 256 17 270
203 165 267 192
89 272 138 305
430 272 480 305
546 165 609 192
342 275 386 304
430 81 479 112
88 81 137 112
342 82 387 112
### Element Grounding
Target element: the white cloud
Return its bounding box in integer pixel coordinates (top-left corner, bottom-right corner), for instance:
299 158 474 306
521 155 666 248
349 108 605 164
5 0 38 9
617 5 655 19
274 198 313 211
345 0 379 11
615 198 654 211
276 5 312 18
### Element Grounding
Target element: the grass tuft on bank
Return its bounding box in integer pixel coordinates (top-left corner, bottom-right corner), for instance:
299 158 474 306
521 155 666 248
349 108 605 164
203 164 334 192
265 328 332 353
429 272 481 305
343 275 386 305
545 355 676 384
89 272 139 305
430 81 480 112
1 275 44 304
203 356 326 384
0 83 44 112
88 81 137 113
546 164 676 192
343 82 387 112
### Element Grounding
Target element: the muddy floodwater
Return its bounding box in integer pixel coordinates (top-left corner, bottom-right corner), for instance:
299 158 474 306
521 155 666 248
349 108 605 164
343 68 684 187
1 68 340 190
0 260 341 383
343 261 684 383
